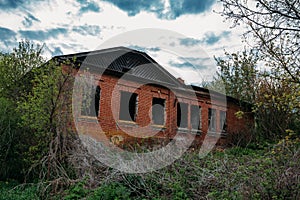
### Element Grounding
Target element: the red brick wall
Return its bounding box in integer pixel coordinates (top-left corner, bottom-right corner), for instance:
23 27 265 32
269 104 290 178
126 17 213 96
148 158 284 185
69 68 254 147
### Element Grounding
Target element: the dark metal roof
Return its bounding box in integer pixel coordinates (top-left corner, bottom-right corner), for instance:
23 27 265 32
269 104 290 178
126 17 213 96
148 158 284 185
53 46 182 87
52 46 252 107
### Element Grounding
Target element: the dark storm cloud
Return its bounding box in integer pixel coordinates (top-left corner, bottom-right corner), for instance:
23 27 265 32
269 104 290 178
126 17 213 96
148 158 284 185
103 0 216 19
19 28 68 40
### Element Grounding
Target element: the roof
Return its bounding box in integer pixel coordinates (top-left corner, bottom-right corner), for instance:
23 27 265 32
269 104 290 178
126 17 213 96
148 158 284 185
53 46 252 108
53 46 183 87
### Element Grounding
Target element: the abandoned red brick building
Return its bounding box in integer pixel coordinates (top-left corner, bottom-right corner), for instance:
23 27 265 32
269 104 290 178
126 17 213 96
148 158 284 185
55 47 253 146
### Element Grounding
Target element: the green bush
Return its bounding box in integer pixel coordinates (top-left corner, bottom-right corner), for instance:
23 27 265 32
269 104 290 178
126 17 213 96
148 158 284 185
0 181 39 200
64 181 89 200
64 181 132 200
0 97 25 181
88 182 131 200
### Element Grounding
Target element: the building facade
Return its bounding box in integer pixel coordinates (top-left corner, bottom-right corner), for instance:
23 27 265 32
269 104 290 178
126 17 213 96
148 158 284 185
55 47 253 147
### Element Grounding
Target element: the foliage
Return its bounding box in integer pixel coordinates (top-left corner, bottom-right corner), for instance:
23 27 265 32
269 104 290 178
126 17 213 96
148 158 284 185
88 182 131 200
254 78 300 139
0 181 39 200
0 41 45 181
0 40 81 184
0 40 44 100
63 180 132 200
3 140 300 199
0 22 299 200
212 48 299 140
17 60 80 183
219 0 300 84
212 0 300 140
0 97 25 180
213 49 259 104
64 180 89 200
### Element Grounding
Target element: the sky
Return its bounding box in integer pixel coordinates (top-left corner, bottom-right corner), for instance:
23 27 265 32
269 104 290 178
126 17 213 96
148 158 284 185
0 0 246 85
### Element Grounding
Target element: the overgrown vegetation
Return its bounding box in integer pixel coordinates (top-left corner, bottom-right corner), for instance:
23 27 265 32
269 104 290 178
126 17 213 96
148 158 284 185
1 139 299 199
207 0 300 142
0 1 300 198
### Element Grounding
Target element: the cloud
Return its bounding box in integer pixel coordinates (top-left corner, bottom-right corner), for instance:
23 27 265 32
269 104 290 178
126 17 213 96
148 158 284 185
179 31 231 47
179 38 201 47
76 0 101 14
79 2 100 14
72 25 101 36
0 27 17 40
43 45 64 57
103 0 215 19
0 27 18 52
167 0 216 19
169 57 210 70
0 0 24 9
19 28 68 40
103 0 163 16
51 47 63 56
22 13 40 27
0 0 45 10
128 45 161 52
169 60 195 68
203 31 230 45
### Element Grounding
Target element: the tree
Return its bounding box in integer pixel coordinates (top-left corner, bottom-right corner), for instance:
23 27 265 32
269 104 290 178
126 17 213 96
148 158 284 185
214 49 259 104
0 40 45 181
0 40 44 99
217 0 300 139
219 0 300 84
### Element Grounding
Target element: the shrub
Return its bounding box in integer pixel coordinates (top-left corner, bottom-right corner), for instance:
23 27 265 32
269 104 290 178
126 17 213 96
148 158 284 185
0 181 39 200
88 182 131 200
0 97 27 181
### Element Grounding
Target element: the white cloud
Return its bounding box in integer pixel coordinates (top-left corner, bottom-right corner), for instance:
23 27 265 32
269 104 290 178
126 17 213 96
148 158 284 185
0 0 248 83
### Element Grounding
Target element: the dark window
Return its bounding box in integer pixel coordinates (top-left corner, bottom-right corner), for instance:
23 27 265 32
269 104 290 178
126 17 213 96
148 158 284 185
220 110 227 132
191 105 201 130
152 98 165 125
208 108 216 131
177 102 188 128
119 91 138 121
81 85 101 117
